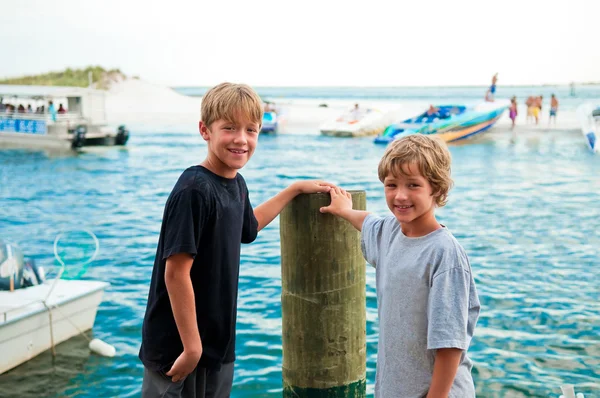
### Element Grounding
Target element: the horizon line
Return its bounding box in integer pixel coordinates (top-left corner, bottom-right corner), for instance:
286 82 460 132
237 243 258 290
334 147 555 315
171 82 599 89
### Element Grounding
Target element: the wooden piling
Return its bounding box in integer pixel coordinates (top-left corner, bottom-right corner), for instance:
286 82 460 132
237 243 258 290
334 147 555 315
280 191 367 397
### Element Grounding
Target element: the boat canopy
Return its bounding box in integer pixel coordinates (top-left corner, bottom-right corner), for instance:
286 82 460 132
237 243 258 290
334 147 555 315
0 84 107 123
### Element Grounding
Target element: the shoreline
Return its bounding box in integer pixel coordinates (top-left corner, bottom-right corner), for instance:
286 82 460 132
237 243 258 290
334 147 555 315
103 79 584 136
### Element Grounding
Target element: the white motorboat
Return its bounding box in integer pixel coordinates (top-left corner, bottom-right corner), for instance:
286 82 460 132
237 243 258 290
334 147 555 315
0 279 109 374
320 105 388 137
0 84 129 150
0 238 110 374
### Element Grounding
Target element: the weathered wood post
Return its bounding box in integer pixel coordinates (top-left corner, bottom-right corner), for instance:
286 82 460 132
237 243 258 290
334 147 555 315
280 191 367 397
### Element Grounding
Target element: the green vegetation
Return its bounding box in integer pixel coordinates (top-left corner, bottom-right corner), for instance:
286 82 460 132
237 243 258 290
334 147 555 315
0 66 126 89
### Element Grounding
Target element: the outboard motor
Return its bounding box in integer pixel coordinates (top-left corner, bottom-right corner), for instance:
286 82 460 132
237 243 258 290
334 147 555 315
0 240 25 290
22 259 45 287
115 125 130 145
0 240 44 290
71 125 87 149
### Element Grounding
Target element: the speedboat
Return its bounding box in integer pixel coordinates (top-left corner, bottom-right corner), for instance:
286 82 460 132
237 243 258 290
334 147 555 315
261 111 278 134
0 84 129 150
374 101 509 144
320 106 388 137
0 239 109 374
576 103 599 153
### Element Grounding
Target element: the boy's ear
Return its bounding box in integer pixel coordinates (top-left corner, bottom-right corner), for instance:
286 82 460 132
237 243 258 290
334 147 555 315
199 121 210 141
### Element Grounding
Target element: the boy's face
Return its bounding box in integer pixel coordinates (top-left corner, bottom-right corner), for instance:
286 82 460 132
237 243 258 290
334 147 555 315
383 163 437 226
199 114 260 176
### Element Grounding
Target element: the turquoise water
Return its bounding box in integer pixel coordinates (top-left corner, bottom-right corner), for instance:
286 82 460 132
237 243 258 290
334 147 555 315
1 127 599 397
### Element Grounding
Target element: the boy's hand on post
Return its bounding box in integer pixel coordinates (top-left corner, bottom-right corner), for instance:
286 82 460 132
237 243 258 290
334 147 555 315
291 180 335 195
320 187 353 217
166 347 202 382
254 180 335 232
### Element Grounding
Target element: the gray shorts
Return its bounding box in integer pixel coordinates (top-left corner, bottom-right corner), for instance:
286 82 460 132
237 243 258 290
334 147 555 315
141 362 234 398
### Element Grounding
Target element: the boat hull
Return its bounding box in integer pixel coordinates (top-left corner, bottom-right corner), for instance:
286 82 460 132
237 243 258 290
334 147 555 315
0 131 125 150
0 115 128 150
577 103 599 153
0 280 108 374
375 102 508 144
585 131 597 152
320 109 387 137
260 125 277 135
261 112 278 135
320 125 386 137
437 115 502 142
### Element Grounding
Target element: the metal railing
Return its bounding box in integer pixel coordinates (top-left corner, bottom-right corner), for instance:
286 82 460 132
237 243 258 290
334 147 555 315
0 111 85 123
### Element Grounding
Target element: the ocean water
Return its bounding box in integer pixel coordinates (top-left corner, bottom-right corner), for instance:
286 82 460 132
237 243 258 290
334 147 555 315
1 87 600 398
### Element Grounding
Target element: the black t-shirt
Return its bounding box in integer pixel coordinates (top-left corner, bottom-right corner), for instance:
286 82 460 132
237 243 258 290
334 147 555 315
139 165 258 371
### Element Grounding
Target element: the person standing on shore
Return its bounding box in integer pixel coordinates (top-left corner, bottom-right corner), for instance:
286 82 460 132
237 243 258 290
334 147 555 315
531 96 542 125
490 73 498 99
549 94 559 126
509 96 518 130
525 96 534 124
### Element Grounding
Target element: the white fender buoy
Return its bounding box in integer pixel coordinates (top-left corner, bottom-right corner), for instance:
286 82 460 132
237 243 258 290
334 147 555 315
561 384 575 398
89 338 116 357
560 385 585 398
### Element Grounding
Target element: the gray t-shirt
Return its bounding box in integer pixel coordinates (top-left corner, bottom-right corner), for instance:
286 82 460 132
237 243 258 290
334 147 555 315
361 214 480 398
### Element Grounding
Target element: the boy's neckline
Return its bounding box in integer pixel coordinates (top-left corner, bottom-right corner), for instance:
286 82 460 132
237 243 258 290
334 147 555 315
198 158 239 180
399 223 446 239
196 165 238 182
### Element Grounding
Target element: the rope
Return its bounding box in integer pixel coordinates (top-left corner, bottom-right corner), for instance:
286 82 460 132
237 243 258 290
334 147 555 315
45 229 99 357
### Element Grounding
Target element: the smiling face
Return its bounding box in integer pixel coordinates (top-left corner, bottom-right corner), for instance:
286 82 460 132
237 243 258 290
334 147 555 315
383 163 440 236
199 114 259 178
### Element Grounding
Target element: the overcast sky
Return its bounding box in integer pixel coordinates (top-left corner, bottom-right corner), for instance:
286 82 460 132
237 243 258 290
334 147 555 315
1 0 598 87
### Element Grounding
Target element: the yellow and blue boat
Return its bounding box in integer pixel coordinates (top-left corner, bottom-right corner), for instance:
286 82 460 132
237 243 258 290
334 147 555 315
374 101 509 144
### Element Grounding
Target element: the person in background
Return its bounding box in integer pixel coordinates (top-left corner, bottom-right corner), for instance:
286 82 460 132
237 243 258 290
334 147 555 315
426 104 440 116
488 73 498 101
57 103 67 114
350 103 361 121
509 96 518 130
525 96 534 124
531 96 541 125
549 94 559 126
48 101 57 122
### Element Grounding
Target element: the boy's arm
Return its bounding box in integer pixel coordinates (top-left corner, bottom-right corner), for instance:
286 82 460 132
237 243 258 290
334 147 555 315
164 253 202 382
254 180 334 231
334 207 370 231
426 348 463 398
319 187 369 231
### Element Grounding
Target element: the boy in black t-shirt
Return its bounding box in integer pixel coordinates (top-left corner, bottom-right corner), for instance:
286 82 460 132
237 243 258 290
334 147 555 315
139 82 334 398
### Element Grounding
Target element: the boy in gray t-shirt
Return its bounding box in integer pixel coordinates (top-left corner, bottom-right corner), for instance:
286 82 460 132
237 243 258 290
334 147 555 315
321 134 480 397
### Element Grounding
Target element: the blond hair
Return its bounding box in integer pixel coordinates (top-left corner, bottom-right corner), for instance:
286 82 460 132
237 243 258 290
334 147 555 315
201 83 263 127
378 135 453 207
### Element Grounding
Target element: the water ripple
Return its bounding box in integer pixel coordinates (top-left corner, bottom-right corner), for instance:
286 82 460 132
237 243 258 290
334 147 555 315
0 130 599 397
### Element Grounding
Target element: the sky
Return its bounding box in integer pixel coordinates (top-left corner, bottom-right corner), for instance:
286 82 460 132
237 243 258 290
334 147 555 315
1 0 599 87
